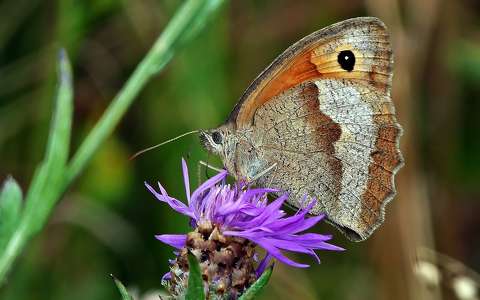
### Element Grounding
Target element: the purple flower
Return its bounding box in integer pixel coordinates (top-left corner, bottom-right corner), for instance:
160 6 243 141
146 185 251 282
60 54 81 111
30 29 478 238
145 159 344 271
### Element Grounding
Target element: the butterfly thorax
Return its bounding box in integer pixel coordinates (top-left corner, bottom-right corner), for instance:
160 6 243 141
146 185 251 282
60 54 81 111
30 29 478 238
231 127 269 181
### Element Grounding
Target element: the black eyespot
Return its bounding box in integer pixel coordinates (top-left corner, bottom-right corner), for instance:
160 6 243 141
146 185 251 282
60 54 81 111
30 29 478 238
337 50 355 72
211 131 222 144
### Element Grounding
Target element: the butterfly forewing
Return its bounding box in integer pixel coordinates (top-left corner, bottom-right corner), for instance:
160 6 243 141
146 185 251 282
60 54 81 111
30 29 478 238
229 17 393 127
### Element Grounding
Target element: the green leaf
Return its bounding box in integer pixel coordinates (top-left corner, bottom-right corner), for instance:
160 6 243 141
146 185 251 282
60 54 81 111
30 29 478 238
44 48 73 165
0 177 22 249
111 275 133 300
23 48 73 230
185 252 205 300
238 266 274 300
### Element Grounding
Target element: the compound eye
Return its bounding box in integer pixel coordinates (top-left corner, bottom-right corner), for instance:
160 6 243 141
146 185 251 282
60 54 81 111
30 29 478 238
211 131 222 144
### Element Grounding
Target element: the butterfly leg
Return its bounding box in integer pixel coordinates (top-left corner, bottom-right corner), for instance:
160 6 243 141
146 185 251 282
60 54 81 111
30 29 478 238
199 160 223 172
196 160 203 186
248 163 278 182
197 160 223 184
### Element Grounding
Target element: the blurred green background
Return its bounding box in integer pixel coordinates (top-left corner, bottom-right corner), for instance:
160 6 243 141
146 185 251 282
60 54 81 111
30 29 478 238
1 0 479 299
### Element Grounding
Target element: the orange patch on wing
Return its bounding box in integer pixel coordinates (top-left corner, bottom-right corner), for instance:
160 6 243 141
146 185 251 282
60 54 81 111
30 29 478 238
236 46 392 127
360 121 402 229
236 51 320 126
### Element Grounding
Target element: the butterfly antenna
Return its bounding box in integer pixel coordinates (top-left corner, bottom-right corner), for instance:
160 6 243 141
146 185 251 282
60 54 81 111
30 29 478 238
129 130 199 160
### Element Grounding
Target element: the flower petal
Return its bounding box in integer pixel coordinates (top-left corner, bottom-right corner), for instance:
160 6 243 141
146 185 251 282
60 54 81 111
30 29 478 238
181 158 191 204
190 170 227 209
256 253 273 277
254 238 310 268
155 234 187 249
162 272 171 282
273 215 325 235
145 182 195 218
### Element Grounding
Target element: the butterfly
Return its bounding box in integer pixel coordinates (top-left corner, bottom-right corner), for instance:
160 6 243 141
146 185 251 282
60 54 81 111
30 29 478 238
199 17 404 241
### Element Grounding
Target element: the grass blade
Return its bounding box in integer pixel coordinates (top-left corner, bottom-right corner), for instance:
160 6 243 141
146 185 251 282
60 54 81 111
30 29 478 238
44 49 73 166
238 266 273 300
0 177 22 250
185 252 205 300
22 49 73 230
111 275 134 300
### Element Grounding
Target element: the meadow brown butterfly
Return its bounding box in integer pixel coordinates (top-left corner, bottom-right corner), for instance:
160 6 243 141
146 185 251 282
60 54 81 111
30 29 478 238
199 17 404 241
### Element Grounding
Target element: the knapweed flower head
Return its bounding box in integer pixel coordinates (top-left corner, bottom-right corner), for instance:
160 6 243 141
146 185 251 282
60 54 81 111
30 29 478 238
145 159 343 298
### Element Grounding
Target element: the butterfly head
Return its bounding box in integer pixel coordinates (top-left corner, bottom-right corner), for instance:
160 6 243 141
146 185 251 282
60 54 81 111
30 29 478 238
199 123 237 171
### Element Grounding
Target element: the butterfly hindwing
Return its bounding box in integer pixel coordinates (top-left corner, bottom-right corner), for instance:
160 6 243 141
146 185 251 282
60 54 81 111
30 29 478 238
253 78 402 241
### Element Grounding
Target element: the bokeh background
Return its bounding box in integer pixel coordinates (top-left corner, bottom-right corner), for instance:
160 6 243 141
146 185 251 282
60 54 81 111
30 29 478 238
1 0 479 299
